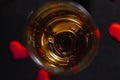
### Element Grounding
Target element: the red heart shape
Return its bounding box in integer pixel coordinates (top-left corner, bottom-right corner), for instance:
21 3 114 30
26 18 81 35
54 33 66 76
95 28 101 41
108 23 120 42
9 41 29 60
37 70 50 80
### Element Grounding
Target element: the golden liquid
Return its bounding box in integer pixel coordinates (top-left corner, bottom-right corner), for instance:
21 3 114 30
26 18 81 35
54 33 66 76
25 1 98 75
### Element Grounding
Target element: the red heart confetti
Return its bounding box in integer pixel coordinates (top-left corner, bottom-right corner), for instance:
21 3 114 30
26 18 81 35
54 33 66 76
9 41 29 60
38 48 44 56
71 66 81 72
108 23 120 42
95 28 101 41
37 69 50 80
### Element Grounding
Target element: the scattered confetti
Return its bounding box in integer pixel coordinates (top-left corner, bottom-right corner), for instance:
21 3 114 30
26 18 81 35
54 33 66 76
37 69 50 80
38 48 44 56
9 41 29 60
71 66 81 72
95 28 101 41
108 23 120 42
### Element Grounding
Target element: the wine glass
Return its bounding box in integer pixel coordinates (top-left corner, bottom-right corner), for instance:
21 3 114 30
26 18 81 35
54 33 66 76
24 1 99 75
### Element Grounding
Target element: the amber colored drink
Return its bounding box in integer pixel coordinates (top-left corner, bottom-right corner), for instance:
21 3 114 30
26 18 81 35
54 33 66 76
25 1 98 75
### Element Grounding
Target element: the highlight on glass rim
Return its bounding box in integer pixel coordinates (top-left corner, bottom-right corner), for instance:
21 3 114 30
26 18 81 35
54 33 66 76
24 1 99 75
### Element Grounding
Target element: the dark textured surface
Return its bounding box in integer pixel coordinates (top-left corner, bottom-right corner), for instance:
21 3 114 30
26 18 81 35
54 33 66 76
1 0 120 80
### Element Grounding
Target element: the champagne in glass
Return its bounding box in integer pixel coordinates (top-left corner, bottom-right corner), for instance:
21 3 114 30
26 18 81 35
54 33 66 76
25 1 99 75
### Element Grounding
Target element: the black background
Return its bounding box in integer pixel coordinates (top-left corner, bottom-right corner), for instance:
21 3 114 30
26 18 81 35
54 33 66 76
1 0 120 80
